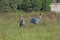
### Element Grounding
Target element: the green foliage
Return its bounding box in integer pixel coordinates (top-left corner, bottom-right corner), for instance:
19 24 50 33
41 0 52 11
0 0 18 12
31 0 43 11
18 0 52 12
0 0 52 12
18 0 33 11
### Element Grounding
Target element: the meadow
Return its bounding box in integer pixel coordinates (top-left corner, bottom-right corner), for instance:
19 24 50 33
0 12 60 40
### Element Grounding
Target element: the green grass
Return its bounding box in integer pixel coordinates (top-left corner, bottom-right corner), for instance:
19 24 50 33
0 12 60 40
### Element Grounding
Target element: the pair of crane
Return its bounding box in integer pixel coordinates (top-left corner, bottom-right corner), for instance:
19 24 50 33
20 13 42 27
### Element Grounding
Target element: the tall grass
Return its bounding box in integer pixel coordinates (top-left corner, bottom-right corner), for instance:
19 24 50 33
0 12 60 40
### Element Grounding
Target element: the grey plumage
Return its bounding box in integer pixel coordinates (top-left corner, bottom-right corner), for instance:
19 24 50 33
30 13 42 24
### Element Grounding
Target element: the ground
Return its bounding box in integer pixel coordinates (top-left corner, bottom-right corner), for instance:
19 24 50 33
0 12 60 40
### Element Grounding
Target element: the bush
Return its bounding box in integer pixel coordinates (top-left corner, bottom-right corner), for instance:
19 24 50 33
0 0 52 12
0 0 18 12
41 0 52 11
18 0 52 12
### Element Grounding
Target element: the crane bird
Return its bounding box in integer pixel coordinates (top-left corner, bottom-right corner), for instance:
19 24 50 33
20 15 25 27
35 12 42 24
30 12 42 24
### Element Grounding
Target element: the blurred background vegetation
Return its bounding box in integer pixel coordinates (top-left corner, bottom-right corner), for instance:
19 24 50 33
0 0 52 12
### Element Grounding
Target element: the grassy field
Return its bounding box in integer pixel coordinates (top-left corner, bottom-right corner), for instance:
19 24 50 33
0 12 60 40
